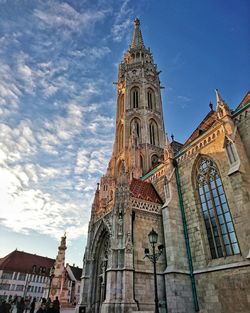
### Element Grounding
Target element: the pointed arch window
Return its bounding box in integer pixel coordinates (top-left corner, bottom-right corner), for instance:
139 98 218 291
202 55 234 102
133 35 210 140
147 89 155 110
131 118 140 138
149 120 158 145
118 94 124 118
140 155 144 171
131 87 139 108
196 157 240 259
117 124 124 153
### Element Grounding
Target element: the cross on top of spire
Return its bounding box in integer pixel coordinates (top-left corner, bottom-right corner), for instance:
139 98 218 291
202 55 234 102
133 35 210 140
130 18 145 49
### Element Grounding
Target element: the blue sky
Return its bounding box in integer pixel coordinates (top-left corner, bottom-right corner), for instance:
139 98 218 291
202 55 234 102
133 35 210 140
0 0 249 267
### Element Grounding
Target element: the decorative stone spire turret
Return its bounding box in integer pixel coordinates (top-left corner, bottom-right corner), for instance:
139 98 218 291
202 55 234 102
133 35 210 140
215 89 231 118
130 18 145 49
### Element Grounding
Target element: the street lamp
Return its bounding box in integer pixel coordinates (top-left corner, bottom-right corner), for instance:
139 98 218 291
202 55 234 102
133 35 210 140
144 229 164 313
48 267 55 299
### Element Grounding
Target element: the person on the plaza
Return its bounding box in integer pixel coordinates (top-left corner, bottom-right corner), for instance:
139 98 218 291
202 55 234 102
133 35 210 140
52 297 60 313
5 301 11 313
0 300 7 313
35 303 46 313
30 298 36 313
45 298 51 312
16 298 25 313
46 303 54 313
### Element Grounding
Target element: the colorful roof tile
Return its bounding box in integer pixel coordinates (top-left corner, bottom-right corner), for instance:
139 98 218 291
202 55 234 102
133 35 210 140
130 178 163 204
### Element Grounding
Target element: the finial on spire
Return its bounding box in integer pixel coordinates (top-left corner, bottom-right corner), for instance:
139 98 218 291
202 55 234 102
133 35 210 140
215 88 231 117
131 18 145 49
209 102 213 111
215 89 224 105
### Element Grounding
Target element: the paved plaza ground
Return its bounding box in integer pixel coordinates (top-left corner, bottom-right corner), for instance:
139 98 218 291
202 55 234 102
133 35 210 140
61 308 75 313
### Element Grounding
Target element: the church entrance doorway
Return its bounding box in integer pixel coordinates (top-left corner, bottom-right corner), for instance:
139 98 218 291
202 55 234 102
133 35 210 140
92 231 110 313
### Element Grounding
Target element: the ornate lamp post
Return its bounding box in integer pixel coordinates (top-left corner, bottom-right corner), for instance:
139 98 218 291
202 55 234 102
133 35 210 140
48 266 55 299
144 229 164 313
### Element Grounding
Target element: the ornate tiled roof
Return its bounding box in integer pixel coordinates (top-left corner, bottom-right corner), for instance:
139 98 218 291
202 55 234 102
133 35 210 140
182 110 218 148
0 250 55 275
130 178 163 204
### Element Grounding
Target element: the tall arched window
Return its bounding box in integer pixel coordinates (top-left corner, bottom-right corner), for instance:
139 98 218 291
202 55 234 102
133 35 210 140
117 124 124 153
196 157 240 259
149 120 158 145
147 88 155 110
131 87 139 108
118 94 124 118
131 118 141 138
140 155 144 170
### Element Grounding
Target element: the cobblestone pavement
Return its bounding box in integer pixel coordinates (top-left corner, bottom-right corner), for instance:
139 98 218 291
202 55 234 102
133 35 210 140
61 308 75 313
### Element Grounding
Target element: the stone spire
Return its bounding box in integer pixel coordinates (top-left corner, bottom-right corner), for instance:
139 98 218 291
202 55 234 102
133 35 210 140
215 89 225 106
215 89 231 117
130 18 145 49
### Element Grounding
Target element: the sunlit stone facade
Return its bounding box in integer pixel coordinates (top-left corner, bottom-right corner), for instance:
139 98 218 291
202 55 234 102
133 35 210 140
78 19 250 313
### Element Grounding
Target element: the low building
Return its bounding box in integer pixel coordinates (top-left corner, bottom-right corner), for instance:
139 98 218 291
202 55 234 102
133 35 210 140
0 250 55 301
66 264 82 305
0 237 83 307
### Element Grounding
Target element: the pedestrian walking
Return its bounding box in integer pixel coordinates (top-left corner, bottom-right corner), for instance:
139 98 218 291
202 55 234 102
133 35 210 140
16 298 25 313
52 297 60 313
30 298 36 313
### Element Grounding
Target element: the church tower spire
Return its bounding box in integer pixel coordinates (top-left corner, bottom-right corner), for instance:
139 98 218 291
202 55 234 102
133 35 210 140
112 19 166 178
130 18 145 49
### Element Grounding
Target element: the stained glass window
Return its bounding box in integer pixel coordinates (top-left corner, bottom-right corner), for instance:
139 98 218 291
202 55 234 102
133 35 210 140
196 157 240 258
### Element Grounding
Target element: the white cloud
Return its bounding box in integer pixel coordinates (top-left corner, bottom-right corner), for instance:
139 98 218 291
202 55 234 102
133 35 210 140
70 46 111 61
111 0 133 42
0 121 37 164
0 63 21 114
34 2 109 33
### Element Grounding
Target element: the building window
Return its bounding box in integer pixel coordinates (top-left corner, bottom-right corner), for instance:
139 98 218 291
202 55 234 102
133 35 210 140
10 284 16 291
151 154 159 168
0 284 11 290
147 89 155 110
16 285 24 291
118 94 124 118
117 124 124 153
18 273 26 281
140 155 143 170
1 271 13 280
149 120 158 146
13 272 18 280
196 157 240 259
131 87 139 108
225 139 237 164
131 118 141 139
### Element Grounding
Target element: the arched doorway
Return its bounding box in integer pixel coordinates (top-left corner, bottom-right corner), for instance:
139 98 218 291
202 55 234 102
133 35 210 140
92 230 110 313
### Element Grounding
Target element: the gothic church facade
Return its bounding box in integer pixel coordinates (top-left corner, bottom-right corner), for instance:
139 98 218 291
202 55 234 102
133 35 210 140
78 19 250 313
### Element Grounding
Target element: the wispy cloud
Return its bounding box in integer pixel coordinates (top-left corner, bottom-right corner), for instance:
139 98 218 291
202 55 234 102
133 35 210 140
111 0 133 42
0 0 126 250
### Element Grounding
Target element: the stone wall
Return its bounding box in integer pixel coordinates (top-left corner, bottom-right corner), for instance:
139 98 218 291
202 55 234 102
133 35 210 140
195 265 250 313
